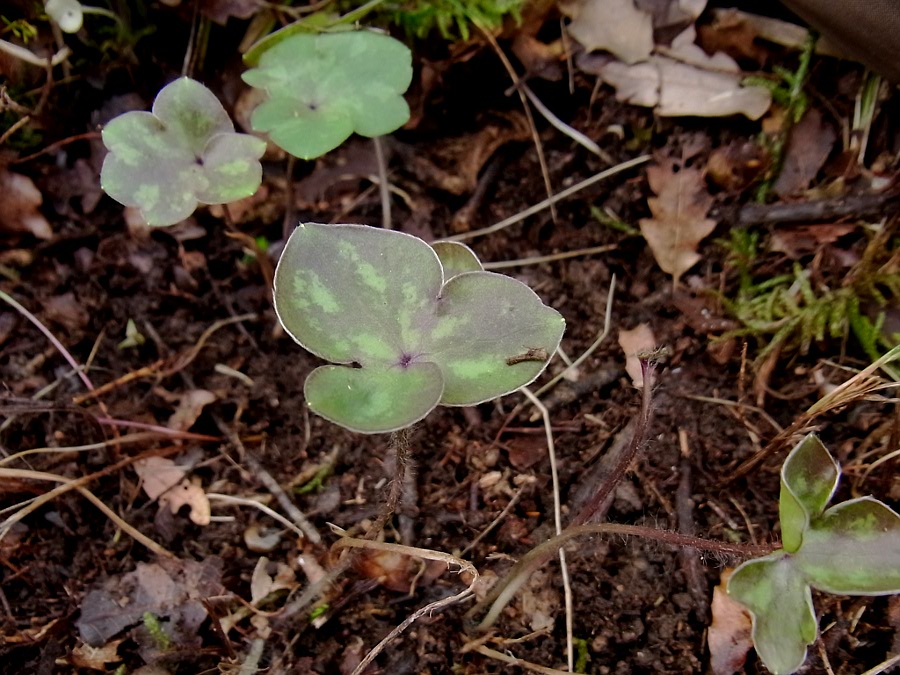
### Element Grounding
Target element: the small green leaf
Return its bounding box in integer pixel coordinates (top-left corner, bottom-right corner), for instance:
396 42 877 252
779 434 839 552
275 223 564 433
728 553 817 675
431 241 483 280
242 31 412 160
796 497 900 595
304 363 444 434
100 78 266 226
428 271 565 405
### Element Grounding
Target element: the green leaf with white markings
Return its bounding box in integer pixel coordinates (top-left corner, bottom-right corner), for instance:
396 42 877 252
100 78 266 227
242 31 412 160
728 433 900 674
274 223 565 433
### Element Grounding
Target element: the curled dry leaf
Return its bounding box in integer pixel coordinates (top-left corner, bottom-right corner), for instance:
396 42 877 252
618 323 656 387
69 639 124 671
773 108 837 197
708 569 754 675
159 479 211 525
250 556 296 606
0 169 52 239
134 456 188 500
566 0 654 64
166 388 217 431
639 157 717 284
579 27 772 120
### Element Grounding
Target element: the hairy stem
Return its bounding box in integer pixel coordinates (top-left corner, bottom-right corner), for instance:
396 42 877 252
571 359 655 525
466 522 779 631
365 426 413 541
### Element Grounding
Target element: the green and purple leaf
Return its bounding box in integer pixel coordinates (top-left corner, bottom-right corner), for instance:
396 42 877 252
796 496 900 595
728 553 817 675
274 223 565 433
779 433 839 552
100 78 266 226
242 31 412 160
431 241 483 280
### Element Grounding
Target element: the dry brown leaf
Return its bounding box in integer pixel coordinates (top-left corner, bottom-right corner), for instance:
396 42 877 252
639 158 717 283
166 389 217 431
159 479 211 525
250 556 297 606
707 140 769 191
69 639 124 671
580 27 771 119
0 169 52 239
43 292 90 332
773 108 837 197
566 0 654 64
134 456 188 500
618 323 656 387
708 569 753 675
769 223 856 259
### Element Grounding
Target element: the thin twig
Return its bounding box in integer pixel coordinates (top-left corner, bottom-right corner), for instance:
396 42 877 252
472 645 580 675
460 485 526 558
333 537 478 675
477 22 557 224
483 244 617 270
206 493 309 541
521 82 613 164
446 156 650 242
521 387 574 673
0 290 94 391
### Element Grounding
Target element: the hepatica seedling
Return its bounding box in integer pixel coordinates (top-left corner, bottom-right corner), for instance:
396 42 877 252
274 223 565 433
241 31 413 160
100 77 266 227
728 433 900 674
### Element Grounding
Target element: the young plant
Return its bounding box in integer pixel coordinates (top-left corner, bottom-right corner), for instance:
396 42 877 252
100 77 266 226
728 433 900 674
241 31 412 160
273 223 565 433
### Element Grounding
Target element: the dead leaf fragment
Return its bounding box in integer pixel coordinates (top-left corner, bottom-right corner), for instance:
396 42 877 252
43 292 90 332
769 223 856 259
68 639 124 670
773 108 836 197
166 389 217 431
134 457 189 500
250 557 296 606
159 479 211 525
567 0 654 64
639 158 717 283
708 570 753 675
580 27 772 120
77 557 223 647
0 169 52 239
618 323 656 387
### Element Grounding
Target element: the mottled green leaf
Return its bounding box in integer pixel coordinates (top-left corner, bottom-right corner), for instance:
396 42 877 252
796 497 900 595
431 241 483 280
779 434 839 552
242 31 412 160
728 553 817 675
274 223 565 433
428 272 565 405
274 223 443 366
304 363 443 434
100 78 266 226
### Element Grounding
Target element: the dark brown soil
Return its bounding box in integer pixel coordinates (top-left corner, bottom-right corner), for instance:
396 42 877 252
1 3 899 674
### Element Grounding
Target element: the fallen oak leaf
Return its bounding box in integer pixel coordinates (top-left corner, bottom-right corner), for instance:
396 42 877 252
565 0 654 64
639 158 717 284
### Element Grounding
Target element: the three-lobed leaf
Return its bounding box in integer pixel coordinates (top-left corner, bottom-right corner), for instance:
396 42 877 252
729 433 900 674
274 223 565 433
100 78 266 226
242 31 413 160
